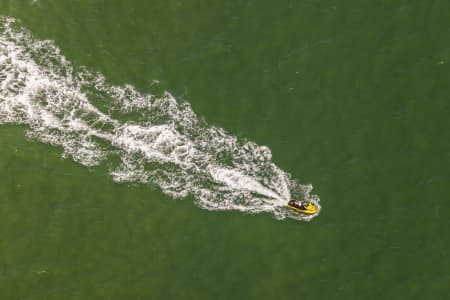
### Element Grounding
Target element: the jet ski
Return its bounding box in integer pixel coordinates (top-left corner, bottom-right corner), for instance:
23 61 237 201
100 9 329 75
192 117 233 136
287 199 318 214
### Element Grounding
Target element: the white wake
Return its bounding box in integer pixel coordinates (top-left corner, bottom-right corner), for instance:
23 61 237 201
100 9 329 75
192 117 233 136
0 17 320 221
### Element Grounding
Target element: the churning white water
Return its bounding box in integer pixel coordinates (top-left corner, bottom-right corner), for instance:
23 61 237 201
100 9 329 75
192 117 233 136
0 17 320 221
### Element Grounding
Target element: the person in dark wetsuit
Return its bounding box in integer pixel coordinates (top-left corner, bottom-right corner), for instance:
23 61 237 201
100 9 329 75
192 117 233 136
298 201 307 210
289 200 307 210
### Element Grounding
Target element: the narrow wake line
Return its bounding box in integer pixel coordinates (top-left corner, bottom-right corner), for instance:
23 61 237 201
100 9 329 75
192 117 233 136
0 16 320 221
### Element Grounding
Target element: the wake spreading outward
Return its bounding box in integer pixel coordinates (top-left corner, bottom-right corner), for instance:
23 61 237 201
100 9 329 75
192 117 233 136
0 17 320 221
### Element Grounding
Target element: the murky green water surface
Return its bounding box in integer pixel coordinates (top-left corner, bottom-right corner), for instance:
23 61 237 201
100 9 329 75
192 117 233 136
1 1 449 299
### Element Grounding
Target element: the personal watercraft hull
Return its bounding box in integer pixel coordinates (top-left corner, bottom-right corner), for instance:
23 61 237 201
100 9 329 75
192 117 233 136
287 202 318 214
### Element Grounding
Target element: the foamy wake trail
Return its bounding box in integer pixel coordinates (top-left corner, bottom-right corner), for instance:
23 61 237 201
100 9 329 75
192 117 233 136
0 17 320 221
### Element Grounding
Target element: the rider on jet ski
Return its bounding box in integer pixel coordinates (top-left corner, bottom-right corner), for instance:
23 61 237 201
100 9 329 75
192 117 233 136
288 199 307 210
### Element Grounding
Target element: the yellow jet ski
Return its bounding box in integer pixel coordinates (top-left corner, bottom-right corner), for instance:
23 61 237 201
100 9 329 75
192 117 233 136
287 199 318 214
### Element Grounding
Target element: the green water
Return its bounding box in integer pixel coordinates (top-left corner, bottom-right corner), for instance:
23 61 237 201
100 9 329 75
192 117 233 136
1 1 449 299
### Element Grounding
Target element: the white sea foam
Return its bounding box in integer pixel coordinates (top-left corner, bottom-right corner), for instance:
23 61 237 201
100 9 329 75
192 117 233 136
0 16 320 220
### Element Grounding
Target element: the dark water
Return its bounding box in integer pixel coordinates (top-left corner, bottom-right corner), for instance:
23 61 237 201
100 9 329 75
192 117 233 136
1 1 449 299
